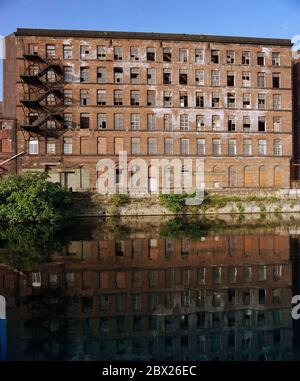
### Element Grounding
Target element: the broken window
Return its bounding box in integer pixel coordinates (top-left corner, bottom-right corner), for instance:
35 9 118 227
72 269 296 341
227 93 236 108
80 45 89 59
147 90 156 106
197 139 205 155
164 114 172 130
147 114 156 130
258 116 266 132
272 52 280 66
272 73 280 88
131 138 140 155
130 68 140 84
211 50 220 64
114 90 123 106
180 114 189 130
243 138 252 155
180 91 188 107
130 90 140 106
242 51 250 65
80 67 89 82
46 44 56 58
258 94 266 110
28 43 38 55
179 69 188 85
212 92 220 108
195 48 204 63
97 46 106 60
80 89 90 106
131 114 140 130
97 67 106 83
97 90 106 106
212 139 221 155
227 50 235 64
212 115 221 131
179 48 188 62
257 72 266 88
211 70 220 86
243 93 251 109
64 113 73 129
80 113 90 129
114 67 123 83
147 68 156 84
165 139 173 155
163 91 172 106
63 66 73 82
242 71 250 87
63 89 72 105
97 113 106 129
130 47 139 61
163 68 171 84
196 115 205 130
273 139 282 156
273 116 281 132
181 139 189 155
227 71 235 86
196 92 204 107
63 45 72 59
195 70 204 86
163 47 172 62
258 139 267 155
228 115 236 131
147 47 155 61
257 52 265 66
228 139 237 156
114 47 123 60
114 113 123 130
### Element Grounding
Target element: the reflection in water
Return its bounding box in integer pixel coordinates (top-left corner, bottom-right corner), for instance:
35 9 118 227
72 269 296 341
0 214 300 361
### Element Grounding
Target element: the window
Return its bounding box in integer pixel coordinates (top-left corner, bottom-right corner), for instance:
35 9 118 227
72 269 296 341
165 139 173 155
163 47 172 62
147 47 155 61
164 114 172 131
243 93 251 109
46 44 55 58
63 45 72 59
180 91 188 107
243 116 251 131
163 68 171 84
228 115 236 131
164 91 172 106
258 116 266 132
273 116 281 132
64 113 73 129
130 47 139 61
63 138 72 154
114 67 123 83
180 114 189 130
97 67 106 83
131 90 140 106
272 73 280 88
114 90 123 106
211 50 220 64
195 48 204 63
258 94 266 110
114 47 122 60
257 52 265 66
80 45 89 59
114 113 123 130
147 114 156 130
28 43 38 55
131 138 140 154
273 139 282 156
97 46 106 60
80 89 89 106
227 71 235 86
195 70 204 86
272 52 280 66
47 139 56 154
228 139 237 156
212 92 220 108
147 68 156 84
63 90 72 108
63 66 73 82
227 93 235 108
179 69 188 85
131 114 140 130
258 72 266 88
80 67 89 82
148 138 157 154
242 51 250 65
212 139 221 155
197 139 205 155
242 71 250 87
243 139 252 155
273 94 281 110
227 50 235 64
97 113 106 129
181 139 189 155
210 70 220 86
80 113 90 129
179 48 188 62
46 93 56 106
196 92 204 107
147 90 156 106
212 115 221 131
258 266 267 281
95 89 106 106
28 138 38 154
258 140 267 155
196 115 205 130
130 68 140 84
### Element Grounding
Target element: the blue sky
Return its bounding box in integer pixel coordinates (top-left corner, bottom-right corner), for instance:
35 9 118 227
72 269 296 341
0 0 300 100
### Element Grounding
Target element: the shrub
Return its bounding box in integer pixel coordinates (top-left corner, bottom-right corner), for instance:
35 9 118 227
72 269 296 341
110 193 130 207
159 193 187 213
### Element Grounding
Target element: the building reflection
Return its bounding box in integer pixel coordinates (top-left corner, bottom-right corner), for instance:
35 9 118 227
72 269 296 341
0 230 296 361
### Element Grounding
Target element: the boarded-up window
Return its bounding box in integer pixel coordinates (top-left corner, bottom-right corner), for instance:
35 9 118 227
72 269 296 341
115 138 124 154
228 166 237 187
83 271 93 289
1 139 12 153
274 166 282 188
100 272 109 288
259 166 267 188
80 137 89 154
116 272 126 288
98 137 107 154
244 166 253 187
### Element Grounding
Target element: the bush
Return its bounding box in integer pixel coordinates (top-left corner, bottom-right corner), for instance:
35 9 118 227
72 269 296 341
0 172 73 223
110 193 130 207
159 193 187 213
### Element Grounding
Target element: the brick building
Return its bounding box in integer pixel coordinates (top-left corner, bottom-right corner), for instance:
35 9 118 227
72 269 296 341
0 101 16 177
2 28 293 192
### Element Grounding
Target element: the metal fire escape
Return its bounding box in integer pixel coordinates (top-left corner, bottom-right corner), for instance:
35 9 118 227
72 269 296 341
20 52 67 138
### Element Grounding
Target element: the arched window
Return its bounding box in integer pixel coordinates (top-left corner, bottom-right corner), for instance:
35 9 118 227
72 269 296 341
244 166 253 187
229 166 237 187
274 166 282 188
259 165 267 188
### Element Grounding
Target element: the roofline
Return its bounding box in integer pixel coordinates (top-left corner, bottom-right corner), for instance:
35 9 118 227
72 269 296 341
13 28 292 47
